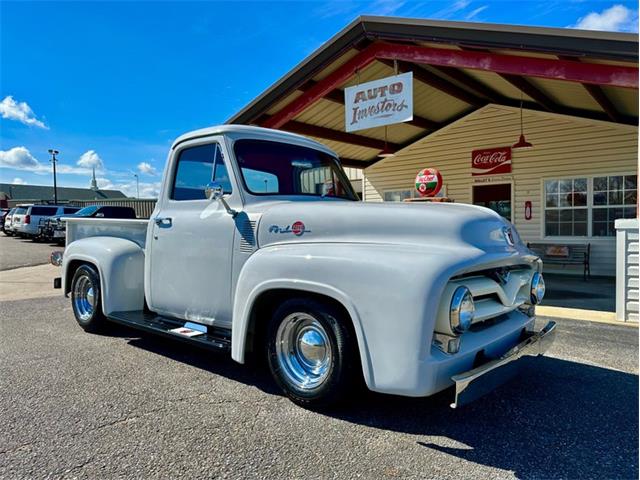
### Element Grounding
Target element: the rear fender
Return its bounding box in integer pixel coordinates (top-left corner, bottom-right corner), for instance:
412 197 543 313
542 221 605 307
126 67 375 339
63 236 145 315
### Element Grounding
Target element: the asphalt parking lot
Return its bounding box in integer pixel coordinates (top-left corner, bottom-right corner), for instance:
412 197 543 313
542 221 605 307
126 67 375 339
0 286 637 479
0 233 60 271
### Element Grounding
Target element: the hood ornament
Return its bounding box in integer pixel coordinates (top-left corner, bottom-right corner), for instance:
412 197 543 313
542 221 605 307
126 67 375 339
502 227 515 247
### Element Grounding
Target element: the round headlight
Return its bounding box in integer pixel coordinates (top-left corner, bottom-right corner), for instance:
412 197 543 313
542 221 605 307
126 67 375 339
450 286 475 334
530 272 545 305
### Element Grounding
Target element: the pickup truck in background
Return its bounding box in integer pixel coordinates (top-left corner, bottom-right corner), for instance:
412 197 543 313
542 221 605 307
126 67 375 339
40 205 137 243
55 125 555 408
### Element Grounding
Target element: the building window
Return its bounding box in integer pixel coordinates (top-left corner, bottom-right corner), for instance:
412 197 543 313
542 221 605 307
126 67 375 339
384 190 413 202
544 175 637 238
544 178 588 236
592 175 637 236
383 186 447 202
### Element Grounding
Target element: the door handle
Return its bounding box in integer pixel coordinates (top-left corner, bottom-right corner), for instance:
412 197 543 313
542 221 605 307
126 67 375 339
154 217 172 228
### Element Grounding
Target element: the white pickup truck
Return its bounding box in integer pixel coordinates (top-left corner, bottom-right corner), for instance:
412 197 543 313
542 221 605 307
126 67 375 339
55 125 555 408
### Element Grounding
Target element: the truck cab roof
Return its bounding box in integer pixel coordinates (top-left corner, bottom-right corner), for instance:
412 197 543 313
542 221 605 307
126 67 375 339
171 124 335 157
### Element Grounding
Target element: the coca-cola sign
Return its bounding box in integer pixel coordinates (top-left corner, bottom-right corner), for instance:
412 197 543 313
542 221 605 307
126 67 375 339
471 146 512 176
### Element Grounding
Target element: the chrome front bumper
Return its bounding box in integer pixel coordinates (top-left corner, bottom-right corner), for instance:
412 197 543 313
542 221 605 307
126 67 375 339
450 321 557 408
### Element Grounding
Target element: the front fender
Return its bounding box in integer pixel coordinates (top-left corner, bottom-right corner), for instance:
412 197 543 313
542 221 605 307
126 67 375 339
63 236 145 315
232 242 479 395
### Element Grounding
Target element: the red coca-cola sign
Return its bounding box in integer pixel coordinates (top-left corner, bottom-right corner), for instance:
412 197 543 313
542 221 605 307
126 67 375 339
471 146 512 176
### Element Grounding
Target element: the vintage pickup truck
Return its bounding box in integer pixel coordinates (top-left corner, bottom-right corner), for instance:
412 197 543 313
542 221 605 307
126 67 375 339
54 125 555 408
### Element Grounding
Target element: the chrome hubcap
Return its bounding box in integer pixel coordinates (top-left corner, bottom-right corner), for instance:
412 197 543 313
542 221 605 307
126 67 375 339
73 274 95 321
275 313 332 390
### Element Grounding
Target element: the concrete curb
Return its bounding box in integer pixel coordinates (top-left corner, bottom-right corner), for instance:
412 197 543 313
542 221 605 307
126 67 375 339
537 305 637 327
0 264 61 302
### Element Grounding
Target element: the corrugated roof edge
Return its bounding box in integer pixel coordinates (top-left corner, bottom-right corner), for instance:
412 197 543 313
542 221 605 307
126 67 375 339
227 16 639 125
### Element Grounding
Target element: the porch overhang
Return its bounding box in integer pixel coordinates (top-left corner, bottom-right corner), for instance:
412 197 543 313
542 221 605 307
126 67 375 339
228 16 639 167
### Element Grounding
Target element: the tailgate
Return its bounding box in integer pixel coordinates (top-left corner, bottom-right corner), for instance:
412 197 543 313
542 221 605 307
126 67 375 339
65 218 149 248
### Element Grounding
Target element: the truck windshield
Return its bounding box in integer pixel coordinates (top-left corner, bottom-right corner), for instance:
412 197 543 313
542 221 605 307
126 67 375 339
234 139 357 200
75 206 99 216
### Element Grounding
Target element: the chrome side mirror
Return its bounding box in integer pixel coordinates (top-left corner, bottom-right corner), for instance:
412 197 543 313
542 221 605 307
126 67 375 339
205 182 224 201
205 182 238 218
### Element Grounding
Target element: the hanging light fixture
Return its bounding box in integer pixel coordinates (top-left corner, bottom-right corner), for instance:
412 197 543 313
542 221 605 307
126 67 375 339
513 92 533 149
379 126 394 158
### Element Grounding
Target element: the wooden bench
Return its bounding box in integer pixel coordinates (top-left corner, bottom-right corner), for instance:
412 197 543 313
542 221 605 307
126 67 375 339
527 243 591 280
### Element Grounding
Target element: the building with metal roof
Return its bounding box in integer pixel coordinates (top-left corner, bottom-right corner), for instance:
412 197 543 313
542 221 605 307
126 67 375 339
228 16 638 286
0 183 127 207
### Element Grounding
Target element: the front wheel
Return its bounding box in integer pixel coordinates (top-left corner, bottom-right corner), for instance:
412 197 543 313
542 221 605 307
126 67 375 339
71 264 108 333
267 298 359 408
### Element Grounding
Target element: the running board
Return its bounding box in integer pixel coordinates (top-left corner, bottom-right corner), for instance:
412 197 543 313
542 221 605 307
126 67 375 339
108 310 231 352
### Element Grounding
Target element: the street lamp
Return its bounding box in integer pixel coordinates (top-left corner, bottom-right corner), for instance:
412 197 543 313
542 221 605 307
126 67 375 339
48 149 59 204
133 173 139 199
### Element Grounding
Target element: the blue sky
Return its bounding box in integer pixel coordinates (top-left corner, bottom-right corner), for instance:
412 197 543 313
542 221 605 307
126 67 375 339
1 0 638 197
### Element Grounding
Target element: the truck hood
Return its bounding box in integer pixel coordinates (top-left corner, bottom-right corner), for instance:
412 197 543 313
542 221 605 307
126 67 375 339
256 201 522 253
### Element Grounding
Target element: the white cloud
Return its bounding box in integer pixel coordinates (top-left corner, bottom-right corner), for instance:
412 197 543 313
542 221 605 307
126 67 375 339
118 180 161 198
0 96 48 129
573 4 639 32
367 0 406 16
12 177 27 185
137 161 158 176
432 0 471 19
77 150 104 170
95 177 115 190
91 176 160 198
0 146 159 197
0 146 40 169
465 5 488 21
0 146 100 176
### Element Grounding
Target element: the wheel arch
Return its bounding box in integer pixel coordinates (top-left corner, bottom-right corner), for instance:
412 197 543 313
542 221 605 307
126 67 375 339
63 236 145 315
232 281 374 389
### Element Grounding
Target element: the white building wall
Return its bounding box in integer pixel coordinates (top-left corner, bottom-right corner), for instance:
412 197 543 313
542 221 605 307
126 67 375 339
364 105 638 276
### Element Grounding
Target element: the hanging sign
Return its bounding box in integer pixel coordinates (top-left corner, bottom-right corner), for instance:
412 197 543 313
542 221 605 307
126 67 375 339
471 146 512 176
415 168 443 197
344 72 413 132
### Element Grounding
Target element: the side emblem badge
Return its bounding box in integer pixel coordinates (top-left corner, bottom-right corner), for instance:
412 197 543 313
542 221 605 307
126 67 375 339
269 221 311 237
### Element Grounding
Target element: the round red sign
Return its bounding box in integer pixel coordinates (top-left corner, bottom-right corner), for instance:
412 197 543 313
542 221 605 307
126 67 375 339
415 168 443 197
291 221 306 236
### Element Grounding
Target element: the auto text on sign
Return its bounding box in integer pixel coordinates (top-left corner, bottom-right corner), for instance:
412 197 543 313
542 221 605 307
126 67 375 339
344 72 413 132
471 146 512 176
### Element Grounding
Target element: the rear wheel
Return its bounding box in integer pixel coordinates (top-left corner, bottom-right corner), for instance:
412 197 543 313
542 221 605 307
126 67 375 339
267 297 359 408
71 264 108 333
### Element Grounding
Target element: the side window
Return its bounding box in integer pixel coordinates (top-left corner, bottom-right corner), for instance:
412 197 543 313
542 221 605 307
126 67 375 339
172 144 215 200
171 143 232 200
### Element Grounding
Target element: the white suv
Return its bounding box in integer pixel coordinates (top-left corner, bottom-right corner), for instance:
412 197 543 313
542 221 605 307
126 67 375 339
15 205 71 238
10 205 31 236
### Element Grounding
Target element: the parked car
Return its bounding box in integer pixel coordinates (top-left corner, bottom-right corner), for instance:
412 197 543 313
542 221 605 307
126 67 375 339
3 208 16 235
0 208 11 231
40 205 137 243
14 205 75 239
55 125 554 409
34 206 82 242
10 205 31 236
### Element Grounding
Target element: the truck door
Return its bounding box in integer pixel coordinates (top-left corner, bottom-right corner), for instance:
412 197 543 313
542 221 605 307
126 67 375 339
148 138 237 328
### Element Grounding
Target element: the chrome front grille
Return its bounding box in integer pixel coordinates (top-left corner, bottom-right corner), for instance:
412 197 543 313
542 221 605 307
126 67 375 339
450 267 533 325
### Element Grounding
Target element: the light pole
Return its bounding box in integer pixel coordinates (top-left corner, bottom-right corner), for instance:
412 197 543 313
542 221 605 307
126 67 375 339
48 149 59 204
133 173 139 199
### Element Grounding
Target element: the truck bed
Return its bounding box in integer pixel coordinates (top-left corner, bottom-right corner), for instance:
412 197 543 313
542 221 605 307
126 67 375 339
65 217 149 248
